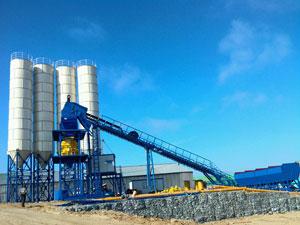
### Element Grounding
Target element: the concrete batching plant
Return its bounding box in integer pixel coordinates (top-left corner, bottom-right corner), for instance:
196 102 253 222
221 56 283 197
6 53 104 202
6 51 234 203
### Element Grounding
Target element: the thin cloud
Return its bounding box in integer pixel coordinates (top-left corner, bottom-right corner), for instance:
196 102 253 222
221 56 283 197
218 20 292 83
253 93 268 105
257 34 291 64
222 91 268 108
67 18 106 43
101 64 155 94
143 118 184 133
245 0 300 13
189 105 203 115
225 0 300 13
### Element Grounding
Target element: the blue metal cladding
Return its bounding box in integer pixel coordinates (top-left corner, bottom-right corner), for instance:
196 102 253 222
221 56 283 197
234 162 300 190
60 101 91 131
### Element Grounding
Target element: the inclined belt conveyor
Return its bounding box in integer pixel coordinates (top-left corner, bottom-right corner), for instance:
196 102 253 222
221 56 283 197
86 113 234 186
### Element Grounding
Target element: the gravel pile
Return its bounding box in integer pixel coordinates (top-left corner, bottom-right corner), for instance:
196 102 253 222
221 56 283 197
66 191 300 223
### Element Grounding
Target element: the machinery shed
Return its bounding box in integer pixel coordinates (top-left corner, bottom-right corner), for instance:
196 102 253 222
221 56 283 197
115 163 194 193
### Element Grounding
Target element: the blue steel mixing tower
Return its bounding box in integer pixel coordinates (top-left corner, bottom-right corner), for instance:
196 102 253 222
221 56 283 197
52 96 103 200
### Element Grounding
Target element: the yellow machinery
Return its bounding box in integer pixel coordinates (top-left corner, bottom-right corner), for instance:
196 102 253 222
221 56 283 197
61 137 78 156
184 181 191 189
195 180 207 191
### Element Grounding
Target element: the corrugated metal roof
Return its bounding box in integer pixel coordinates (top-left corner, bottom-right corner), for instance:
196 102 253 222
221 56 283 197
118 163 192 177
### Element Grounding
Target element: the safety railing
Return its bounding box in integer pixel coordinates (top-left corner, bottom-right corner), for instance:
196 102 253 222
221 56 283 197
11 52 33 61
77 59 96 67
55 59 75 68
33 57 53 66
99 115 229 178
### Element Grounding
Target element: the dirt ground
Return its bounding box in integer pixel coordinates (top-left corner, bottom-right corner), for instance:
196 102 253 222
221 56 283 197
0 202 300 225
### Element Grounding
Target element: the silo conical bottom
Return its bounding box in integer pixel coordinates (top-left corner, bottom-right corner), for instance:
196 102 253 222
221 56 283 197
35 152 52 168
7 150 31 168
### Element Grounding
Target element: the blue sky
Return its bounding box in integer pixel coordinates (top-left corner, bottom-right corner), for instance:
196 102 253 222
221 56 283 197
0 0 299 174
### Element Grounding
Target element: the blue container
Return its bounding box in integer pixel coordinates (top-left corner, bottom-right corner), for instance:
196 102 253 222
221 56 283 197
234 162 300 191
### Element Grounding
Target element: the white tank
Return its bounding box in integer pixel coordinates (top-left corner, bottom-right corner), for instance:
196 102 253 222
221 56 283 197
33 58 54 165
77 59 99 154
55 60 76 127
7 52 33 167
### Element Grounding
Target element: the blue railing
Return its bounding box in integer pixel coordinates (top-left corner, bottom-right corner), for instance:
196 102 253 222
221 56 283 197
98 115 232 182
11 52 33 61
77 59 96 67
55 59 75 68
33 57 53 66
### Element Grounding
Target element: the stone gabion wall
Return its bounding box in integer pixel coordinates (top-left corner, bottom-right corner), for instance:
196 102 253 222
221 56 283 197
66 191 300 223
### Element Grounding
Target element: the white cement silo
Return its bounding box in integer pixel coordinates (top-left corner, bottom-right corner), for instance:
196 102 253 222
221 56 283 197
55 60 76 127
8 52 33 167
33 58 54 164
77 59 99 153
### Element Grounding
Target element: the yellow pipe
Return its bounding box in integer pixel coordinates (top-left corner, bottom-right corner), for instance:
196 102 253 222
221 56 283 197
98 186 288 202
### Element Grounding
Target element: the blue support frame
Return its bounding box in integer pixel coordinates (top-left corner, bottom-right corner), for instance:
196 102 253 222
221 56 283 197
58 157 88 199
245 179 300 191
6 152 54 203
52 129 91 200
146 149 156 193
89 127 103 197
6 152 33 203
33 154 54 202
118 166 126 194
